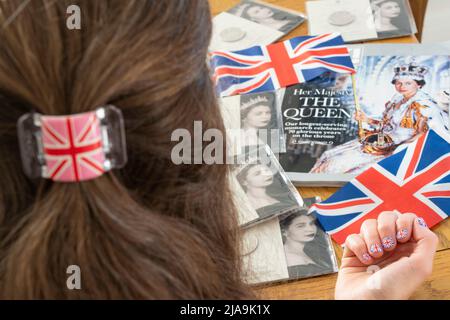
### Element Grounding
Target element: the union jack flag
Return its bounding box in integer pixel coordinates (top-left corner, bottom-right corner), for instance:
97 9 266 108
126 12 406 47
310 129 450 245
210 33 355 98
41 111 105 182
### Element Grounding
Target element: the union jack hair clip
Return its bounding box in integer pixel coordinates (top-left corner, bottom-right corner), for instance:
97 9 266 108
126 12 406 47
17 105 127 182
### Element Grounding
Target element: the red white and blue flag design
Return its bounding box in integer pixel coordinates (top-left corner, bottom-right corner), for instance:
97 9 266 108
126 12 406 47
311 129 450 245
41 111 106 182
210 33 355 98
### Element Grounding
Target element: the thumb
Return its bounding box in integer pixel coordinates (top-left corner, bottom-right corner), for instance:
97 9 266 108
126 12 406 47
409 217 439 274
384 216 438 287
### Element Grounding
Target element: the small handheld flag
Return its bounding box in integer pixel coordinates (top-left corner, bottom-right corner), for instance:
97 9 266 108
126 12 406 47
210 33 355 98
310 129 450 245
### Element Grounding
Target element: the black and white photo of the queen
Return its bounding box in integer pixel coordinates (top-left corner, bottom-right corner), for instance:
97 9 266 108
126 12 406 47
239 91 284 152
370 0 414 38
279 208 336 278
235 146 302 219
229 0 305 33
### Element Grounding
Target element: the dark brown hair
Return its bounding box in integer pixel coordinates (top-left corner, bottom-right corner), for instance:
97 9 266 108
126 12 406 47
0 0 253 299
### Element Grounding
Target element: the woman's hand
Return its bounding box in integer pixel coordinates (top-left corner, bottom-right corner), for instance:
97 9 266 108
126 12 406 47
355 110 382 126
335 211 439 300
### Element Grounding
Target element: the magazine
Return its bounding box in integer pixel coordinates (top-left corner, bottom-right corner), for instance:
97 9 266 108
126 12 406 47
279 47 450 186
241 197 338 285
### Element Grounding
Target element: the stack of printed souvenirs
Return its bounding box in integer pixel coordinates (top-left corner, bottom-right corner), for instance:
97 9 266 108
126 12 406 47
211 1 450 285
211 0 418 52
229 146 338 284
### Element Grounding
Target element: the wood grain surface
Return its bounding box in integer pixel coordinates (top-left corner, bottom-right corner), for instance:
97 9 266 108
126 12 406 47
210 0 450 299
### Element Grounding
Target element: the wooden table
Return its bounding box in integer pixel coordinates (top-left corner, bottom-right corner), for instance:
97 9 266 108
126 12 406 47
210 0 450 299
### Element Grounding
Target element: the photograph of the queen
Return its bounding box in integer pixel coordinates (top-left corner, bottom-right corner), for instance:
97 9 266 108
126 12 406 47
229 0 305 33
280 208 337 278
235 146 302 219
240 94 272 147
370 0 414 38
239 92 283 151
311 56 450 174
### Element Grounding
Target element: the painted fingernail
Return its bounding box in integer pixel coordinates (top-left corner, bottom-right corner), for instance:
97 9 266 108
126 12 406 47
382 236 396 249
362 253 371 262
396 228 408 240
417 217 428 228
370 243 383 254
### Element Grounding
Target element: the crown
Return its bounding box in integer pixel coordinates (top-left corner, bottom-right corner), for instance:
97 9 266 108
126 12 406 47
392 61 428 82
240 96 269 111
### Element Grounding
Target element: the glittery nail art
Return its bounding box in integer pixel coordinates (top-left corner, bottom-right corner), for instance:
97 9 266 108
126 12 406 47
417 217 428 228
370 243 383 254
382 236 396 249
362 253 371 261
397 228 408 240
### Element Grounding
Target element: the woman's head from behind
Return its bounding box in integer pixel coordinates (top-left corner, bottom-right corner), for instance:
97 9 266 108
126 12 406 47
0 0 250 299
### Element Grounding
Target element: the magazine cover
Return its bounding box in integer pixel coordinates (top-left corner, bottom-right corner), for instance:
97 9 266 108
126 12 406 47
241 197 338 285
349 43 450 123
278 72 359 185
281 54 450 185
311 55 450 176
231 145 304 228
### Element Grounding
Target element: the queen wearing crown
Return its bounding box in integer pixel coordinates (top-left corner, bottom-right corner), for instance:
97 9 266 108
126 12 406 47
240 95 273 148
311 61 449 174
